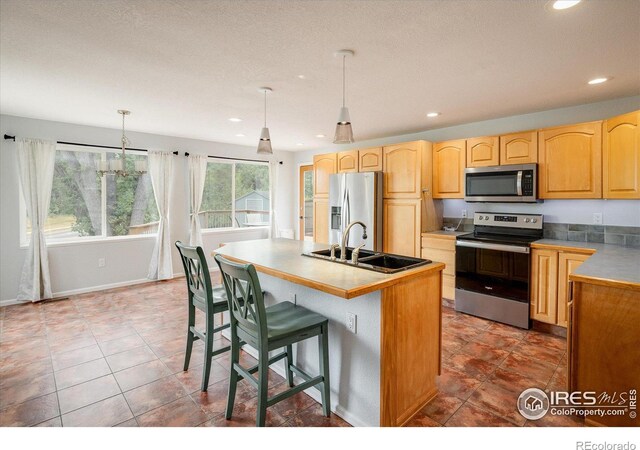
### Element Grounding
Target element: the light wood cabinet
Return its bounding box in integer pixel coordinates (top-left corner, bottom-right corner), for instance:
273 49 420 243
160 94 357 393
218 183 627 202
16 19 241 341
383 199 421 257
382 142 423 198
499 131 538 165
433 140 466 198
358 147 383 172
557 252 590 327
530 248 559 324
603 110 640 199
538 121 602 199
466 136 499 167
312 153 337 198
421 235 456 300
312 198 329 244
337 150 359 173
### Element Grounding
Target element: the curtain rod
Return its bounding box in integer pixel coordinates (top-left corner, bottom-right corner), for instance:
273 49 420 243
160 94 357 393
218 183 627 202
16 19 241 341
184 152 282 165
4 134 179 155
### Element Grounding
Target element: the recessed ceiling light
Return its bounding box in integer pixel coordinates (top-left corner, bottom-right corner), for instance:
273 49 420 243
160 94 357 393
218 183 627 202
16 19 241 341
296 143 304 146
552 0 581 10
235 133 245 137
427 112 440 118
588 77 609 85
315 134 326 138
298 75 306 79
228 117 242 122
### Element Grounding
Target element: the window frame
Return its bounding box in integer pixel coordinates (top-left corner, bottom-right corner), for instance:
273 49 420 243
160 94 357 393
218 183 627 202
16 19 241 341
199 157 271 232
19 143 156 247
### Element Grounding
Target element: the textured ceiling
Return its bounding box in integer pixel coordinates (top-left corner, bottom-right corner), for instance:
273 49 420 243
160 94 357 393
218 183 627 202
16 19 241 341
1 0 639 151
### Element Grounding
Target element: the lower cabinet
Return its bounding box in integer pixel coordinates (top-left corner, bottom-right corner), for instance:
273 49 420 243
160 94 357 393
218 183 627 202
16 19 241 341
421 235 456 300
383 199 421 257
312 198 329 244
530 247 592 327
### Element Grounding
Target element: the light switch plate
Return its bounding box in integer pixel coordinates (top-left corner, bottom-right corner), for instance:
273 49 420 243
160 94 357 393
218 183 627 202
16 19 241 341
593 213 603 225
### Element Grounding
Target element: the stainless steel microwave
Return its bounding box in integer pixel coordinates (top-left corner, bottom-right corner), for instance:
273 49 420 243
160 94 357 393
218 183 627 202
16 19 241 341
464 164 538 203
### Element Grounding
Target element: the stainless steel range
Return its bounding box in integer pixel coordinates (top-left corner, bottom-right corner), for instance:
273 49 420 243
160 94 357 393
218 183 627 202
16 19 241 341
455 212 543 329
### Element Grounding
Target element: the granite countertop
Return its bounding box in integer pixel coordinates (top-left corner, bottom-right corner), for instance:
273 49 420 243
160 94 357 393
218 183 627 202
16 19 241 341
531 239 640 290
213 238 445 299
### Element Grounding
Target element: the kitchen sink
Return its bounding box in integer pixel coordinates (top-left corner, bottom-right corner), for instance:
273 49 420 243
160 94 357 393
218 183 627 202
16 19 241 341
302 247 432 274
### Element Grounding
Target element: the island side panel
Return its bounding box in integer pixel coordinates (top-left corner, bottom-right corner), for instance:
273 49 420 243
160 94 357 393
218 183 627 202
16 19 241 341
253 273 382 427
380 268 442 427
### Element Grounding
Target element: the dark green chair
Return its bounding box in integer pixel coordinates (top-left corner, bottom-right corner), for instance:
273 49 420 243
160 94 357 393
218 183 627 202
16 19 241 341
175 241 232 392
214 254 331 427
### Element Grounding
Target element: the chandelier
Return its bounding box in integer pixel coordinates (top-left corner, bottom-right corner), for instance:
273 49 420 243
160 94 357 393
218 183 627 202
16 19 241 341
96 110 147 177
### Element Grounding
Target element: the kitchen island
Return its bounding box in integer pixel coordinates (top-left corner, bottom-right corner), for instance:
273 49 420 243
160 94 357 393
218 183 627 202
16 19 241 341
213 238 444 427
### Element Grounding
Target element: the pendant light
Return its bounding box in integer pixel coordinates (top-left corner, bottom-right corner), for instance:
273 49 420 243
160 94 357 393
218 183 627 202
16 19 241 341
257 87 273 155
333 49 354 144
96 110 147 177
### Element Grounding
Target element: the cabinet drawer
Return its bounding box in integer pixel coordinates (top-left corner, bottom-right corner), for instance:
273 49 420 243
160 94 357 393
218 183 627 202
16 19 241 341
421 236 456 251
421 248 455 276
443 274 455 300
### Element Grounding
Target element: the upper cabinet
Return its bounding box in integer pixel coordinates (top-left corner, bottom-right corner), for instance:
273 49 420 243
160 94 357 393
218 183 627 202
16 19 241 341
466 136 499 167
499 131 538 165
358 147 383 172
433 140 466 198
538 121 602 199
603 110 640 199
313 153 337 198
382 141 423 198
337 150 359 173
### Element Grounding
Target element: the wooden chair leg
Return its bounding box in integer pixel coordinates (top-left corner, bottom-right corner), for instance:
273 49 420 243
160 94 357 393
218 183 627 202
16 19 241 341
225 335 240 419
285 344 294 387
183 306 195 371
256 347 269 427
319 324 331 417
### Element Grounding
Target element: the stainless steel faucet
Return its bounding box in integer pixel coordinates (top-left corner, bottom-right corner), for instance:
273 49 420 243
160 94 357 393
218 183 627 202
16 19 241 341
340 221 367 262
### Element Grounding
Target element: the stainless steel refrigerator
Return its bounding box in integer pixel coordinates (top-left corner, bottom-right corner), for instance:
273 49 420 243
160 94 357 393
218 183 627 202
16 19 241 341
328 172 383 251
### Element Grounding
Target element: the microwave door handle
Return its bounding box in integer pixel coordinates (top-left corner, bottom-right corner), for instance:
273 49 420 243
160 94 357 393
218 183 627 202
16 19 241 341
516 171 523 196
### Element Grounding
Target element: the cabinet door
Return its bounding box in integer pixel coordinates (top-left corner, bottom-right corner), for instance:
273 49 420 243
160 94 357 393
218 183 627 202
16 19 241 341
312 198 329 244
358 147 383 172
382 142 422 198
383 199 421 257
433 140 466 198
313 153 337 198
337 150 359 173
556 252 590 328
530 248 559 324
538 122 602 199
499 131 538 165
603 110 640 199
466 136 499 167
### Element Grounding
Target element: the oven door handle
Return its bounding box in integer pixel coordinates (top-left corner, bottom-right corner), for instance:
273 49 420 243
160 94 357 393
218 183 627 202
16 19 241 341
516 170 523 196
456 240 530 254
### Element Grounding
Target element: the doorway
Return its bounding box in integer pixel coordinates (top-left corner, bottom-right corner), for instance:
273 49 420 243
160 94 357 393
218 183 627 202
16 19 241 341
299 164 314 241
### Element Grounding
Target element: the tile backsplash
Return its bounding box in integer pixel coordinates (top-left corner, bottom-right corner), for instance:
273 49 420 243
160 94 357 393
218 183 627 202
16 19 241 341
442 217 640 248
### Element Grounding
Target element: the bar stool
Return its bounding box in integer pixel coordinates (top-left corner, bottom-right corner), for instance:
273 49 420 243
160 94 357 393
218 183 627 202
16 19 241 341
214 254 331 427
175 241 232 392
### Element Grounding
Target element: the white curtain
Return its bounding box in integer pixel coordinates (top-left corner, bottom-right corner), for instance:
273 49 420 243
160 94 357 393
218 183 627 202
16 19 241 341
269 159 279 238
16 138 57 302
188 154 208 247
147 150 174 280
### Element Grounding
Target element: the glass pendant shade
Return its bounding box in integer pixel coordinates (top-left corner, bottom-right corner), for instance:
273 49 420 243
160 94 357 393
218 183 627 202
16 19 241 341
257 127 273 154
333 107 354 144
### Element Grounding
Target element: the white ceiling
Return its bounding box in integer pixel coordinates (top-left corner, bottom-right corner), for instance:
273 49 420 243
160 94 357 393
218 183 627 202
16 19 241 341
1 0 639 151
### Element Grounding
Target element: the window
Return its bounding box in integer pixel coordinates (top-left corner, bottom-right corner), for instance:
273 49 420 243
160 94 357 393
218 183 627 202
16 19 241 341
199 160 270 229
21 144 158 243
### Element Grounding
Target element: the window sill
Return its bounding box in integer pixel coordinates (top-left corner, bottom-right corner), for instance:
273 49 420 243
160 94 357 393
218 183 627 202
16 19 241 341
20 233 157 250
201 226 270 235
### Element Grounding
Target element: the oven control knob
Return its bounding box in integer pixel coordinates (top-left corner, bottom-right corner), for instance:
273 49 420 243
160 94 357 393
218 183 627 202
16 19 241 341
532 218 537 223
524 218 530 223
484 215 489 220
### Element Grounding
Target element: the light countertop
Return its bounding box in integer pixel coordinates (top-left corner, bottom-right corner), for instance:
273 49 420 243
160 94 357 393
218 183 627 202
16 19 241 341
213 238 444 299
421 230 469 239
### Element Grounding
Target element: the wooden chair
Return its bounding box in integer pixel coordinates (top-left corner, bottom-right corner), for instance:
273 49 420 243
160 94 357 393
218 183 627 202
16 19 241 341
214 254 331 427
175 241 231 392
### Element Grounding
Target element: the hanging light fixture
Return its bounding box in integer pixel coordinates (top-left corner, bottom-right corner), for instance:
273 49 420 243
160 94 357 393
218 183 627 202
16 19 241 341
97 110 147 177
257 87 273 155
333 49 354 144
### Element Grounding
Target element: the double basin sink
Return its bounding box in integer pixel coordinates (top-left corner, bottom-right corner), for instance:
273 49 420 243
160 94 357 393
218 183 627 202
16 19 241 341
302 247 432 274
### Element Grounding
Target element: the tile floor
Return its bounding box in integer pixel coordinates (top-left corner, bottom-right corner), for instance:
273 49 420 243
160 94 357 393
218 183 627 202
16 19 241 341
0 279 581 427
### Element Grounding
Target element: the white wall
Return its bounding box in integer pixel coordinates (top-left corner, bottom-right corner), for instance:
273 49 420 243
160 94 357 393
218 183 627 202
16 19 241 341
0 114 295 303
292 96 640 233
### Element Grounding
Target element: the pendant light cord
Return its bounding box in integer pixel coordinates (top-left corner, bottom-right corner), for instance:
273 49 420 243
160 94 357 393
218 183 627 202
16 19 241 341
264 89 267 127
121 111 126 158
342 54 346 108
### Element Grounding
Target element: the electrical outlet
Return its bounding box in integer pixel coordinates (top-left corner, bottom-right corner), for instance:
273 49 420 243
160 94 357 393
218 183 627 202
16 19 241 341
461 209 468 218
289 292 297 305
346 312 357 334
593 213 603 225
98 258 106 268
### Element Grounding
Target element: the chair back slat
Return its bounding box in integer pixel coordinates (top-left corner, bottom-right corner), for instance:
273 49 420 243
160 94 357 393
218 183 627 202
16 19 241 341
215 254 267 339
175 241 214 309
